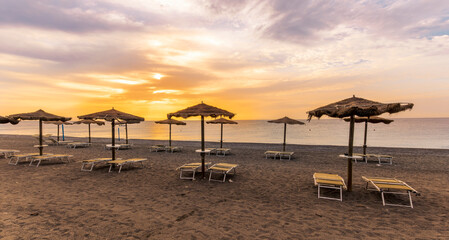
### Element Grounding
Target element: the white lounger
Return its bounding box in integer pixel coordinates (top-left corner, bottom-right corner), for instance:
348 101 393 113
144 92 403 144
8 153 41 165
67 142 91 149
150 145 166 152
362 176 419 208
0 149 20 158
81 158 117 171
177 162 212 180
208 163 238 182
107 158 148 173
29 154 73 167
313 173 347 201
265 151 279 159
215 148 231 156
165 146 183 153
354 154 393 164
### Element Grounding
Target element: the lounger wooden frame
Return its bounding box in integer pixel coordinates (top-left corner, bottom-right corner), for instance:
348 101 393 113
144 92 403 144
362 176 419 208
208 163 238 182
313 173 347 201
107 158 147 173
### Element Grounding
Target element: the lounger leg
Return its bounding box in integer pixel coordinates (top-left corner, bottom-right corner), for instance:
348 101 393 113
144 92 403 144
408 191 414 209
208 171 212 181
108 165 113 172
317 185 321 199
340 186 343 201
222 172 226 182
381 192 386 206
118 165 123 173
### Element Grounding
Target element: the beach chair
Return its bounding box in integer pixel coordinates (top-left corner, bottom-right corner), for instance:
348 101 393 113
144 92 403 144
81 158 117 171
107 158 148 173
265 151 279 159
165 146 183 153
150 145 166 152
29 154 73 167
362 176 419 208
67 142 91 149
8 153 42 165
208 163 238 182
118 144 132 150
177 162 212 180
313 173 347 201
0 149 20 158
215 148 231 156
56 140 73 146
278 151 294 160
354 153 393 164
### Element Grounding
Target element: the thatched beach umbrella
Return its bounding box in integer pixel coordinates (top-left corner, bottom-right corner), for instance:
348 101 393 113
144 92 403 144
268 116 305 152
307 95 413 191
43 120 73 141
168 102 235 178
206 118 238 148
73 119 105 143
119 119 143 144
343 116 393 155
78 108 144 160
0 116 20 125
155 119 186 147
8 109 71 155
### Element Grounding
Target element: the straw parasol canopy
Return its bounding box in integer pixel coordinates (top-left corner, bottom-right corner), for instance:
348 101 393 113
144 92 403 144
0 116 20 125
8 109 71 155
268 117 305 151
44 120 73 141
307 95 413 191
73 119 105 143
343 116 393 155
168 102 235 178
207 118 238 148
155 119 186 147
78 108 144 160
118 119 144 144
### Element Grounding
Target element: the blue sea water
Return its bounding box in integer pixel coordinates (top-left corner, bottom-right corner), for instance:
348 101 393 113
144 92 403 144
1 118 448 149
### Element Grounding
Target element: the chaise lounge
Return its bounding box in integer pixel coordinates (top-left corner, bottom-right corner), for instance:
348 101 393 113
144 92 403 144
177 162 211 180
208 163 238 182
313 173 347 201
107 158 148 173
362 176 419 208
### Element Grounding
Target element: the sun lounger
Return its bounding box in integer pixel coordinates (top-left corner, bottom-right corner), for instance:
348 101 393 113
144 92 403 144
313 173 347 201
56 140 73 145
150 145 166 152
107 158 148 173
208 163 238 182
80 158 118 171
118 144 132 150
354 154 393 164
0 149 20 158
215 148 231 156
278 151 294 160
164 146 182 153
8 153 42 165
67 142 91 149
177 162 212 180
29 154 73 167
265 151 279 159
362 176 419 208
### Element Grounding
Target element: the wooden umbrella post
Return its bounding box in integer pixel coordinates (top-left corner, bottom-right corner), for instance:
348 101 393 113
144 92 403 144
220 123 223 148
201 115 205 178
88 124 91 143
112 119 115 160
283 123 287 152
347 115 355 192
125 123 129 144
363 118 369 155
39 119 43 156
57 125 60 142
169 124 172 147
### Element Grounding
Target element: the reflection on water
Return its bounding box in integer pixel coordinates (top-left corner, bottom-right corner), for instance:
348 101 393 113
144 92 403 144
1 118 448 149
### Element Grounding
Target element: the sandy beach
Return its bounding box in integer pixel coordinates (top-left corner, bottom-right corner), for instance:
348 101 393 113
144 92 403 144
0 134 448 239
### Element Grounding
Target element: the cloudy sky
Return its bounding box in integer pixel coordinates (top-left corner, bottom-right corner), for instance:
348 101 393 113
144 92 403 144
1 0 448 120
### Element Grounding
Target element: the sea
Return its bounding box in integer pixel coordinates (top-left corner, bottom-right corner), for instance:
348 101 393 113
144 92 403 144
1 118 448 149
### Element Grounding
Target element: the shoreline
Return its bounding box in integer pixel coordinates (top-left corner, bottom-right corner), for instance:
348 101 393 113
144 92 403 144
2 134 449 152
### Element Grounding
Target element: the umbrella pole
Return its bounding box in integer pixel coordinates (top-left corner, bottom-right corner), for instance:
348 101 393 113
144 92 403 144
220 123 223 148
112 119 116 160
57 125 60 142
169 124 172 147
126 123 129 144
201 116 205 179
283 123 287 152
39 119 43 156
62 124 65 141
88 124 91 143
347 115 355 192
363 119 368 155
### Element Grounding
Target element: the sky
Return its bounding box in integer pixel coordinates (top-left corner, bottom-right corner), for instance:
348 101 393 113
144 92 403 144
0 0 448 120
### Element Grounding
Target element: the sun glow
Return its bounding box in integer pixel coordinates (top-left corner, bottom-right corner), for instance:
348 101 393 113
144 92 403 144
153 73 164 80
